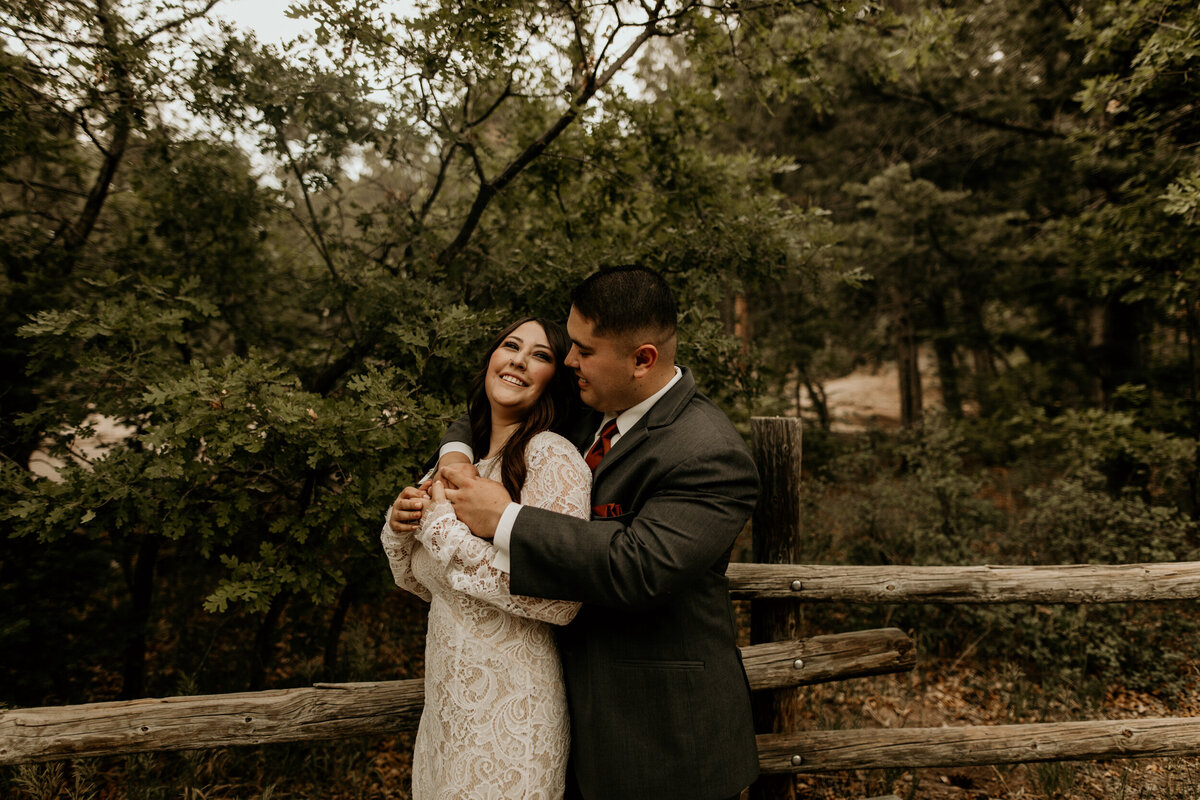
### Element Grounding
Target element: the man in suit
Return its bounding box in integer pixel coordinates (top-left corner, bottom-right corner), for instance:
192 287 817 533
390 265 759 799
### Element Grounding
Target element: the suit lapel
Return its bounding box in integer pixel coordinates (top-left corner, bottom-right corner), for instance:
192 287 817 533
590 425 647 483
589 368 697 484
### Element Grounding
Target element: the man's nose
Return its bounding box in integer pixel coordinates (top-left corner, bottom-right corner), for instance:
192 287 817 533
565 346 580 368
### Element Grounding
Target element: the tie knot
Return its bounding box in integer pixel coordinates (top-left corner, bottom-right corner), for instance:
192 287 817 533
585 419 619 472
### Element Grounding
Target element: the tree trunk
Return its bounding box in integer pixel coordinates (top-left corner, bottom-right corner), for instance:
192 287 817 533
1100 299 1147 403
895 297 923 427
797 364 830 431
322 583 356 680
250 594 289 691
960 290 997 415
1186 298 1200 518
925 292 962 418
119 534 161 700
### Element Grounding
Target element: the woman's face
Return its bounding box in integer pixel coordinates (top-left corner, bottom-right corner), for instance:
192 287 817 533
484 321 558 421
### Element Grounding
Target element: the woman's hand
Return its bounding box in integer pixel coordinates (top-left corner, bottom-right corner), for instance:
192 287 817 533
389 484 431 533
388 453 480 533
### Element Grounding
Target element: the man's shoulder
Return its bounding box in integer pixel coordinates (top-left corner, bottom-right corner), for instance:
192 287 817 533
656 390 751 459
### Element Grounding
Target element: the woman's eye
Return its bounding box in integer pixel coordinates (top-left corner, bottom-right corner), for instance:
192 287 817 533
535 352 552 362
502 341 518 350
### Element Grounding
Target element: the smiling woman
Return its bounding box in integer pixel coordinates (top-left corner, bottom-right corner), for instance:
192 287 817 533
379 315 591 799
467 317 577 502
485 322 560 436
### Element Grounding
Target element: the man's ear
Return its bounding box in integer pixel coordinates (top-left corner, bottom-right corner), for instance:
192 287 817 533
631 343 659 377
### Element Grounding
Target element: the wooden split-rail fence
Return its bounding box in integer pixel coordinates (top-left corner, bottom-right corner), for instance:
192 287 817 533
4 417 1200 800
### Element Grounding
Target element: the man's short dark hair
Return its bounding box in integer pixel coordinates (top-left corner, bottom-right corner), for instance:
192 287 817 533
570 264 677 338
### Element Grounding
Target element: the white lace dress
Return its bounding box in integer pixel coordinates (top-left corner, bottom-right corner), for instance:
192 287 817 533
381 431 591 800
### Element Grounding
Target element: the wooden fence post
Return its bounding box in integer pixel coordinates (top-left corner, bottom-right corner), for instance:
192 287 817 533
749 416 803 800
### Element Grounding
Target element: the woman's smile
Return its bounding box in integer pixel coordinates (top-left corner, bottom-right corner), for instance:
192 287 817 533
484 321 558 419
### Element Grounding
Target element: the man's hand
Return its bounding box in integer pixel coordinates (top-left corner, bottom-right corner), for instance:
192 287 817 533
389 484 430 533
442 462 512 539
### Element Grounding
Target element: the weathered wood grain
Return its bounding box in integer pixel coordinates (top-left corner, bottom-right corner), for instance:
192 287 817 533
757 718 1200 773
742 628 915 691
727 561 1200 603
0 680 425 765
749 416 805 800
0 629 914 765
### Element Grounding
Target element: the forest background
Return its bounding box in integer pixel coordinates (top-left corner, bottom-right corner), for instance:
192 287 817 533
2 0 1200 797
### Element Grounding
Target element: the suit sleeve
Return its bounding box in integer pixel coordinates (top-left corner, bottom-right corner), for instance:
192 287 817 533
509 421 758 609
441 414 471 451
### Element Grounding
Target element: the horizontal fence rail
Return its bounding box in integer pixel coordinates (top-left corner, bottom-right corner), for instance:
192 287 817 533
0 629 913 765
757 718 1200 773
743 629 914 691
0 681 425 766
10 557 1200 770
726 561 1200 603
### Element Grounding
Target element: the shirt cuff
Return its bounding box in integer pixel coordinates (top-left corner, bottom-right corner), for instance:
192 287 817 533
439 442 474 463
492 502 522 573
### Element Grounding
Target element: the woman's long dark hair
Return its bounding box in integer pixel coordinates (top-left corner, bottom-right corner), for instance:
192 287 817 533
466 317 576 501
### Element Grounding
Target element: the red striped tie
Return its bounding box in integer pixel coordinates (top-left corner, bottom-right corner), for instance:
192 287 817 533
584 419 619 472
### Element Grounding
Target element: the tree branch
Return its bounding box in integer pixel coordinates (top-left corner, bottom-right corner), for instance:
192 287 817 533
273 123 342 285
134 0 223 47
41 0 136 268
418 142 462 223
873 86 1064 140
435 0 674 267
465 79 514 129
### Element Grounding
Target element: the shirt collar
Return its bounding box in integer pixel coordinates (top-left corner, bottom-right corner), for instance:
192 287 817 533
602 366 683 438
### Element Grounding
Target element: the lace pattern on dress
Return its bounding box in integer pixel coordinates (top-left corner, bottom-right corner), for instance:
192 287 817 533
380 431 591 799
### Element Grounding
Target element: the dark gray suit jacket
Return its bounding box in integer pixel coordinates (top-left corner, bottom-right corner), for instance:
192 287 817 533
446 368 759 799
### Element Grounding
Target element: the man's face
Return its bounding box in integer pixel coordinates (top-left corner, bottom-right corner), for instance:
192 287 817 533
564 307 637 413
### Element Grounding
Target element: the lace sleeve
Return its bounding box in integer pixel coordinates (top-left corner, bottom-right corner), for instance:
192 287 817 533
413 503 576 625
521 432 592 521
415 434 591 625
380 510 432 603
